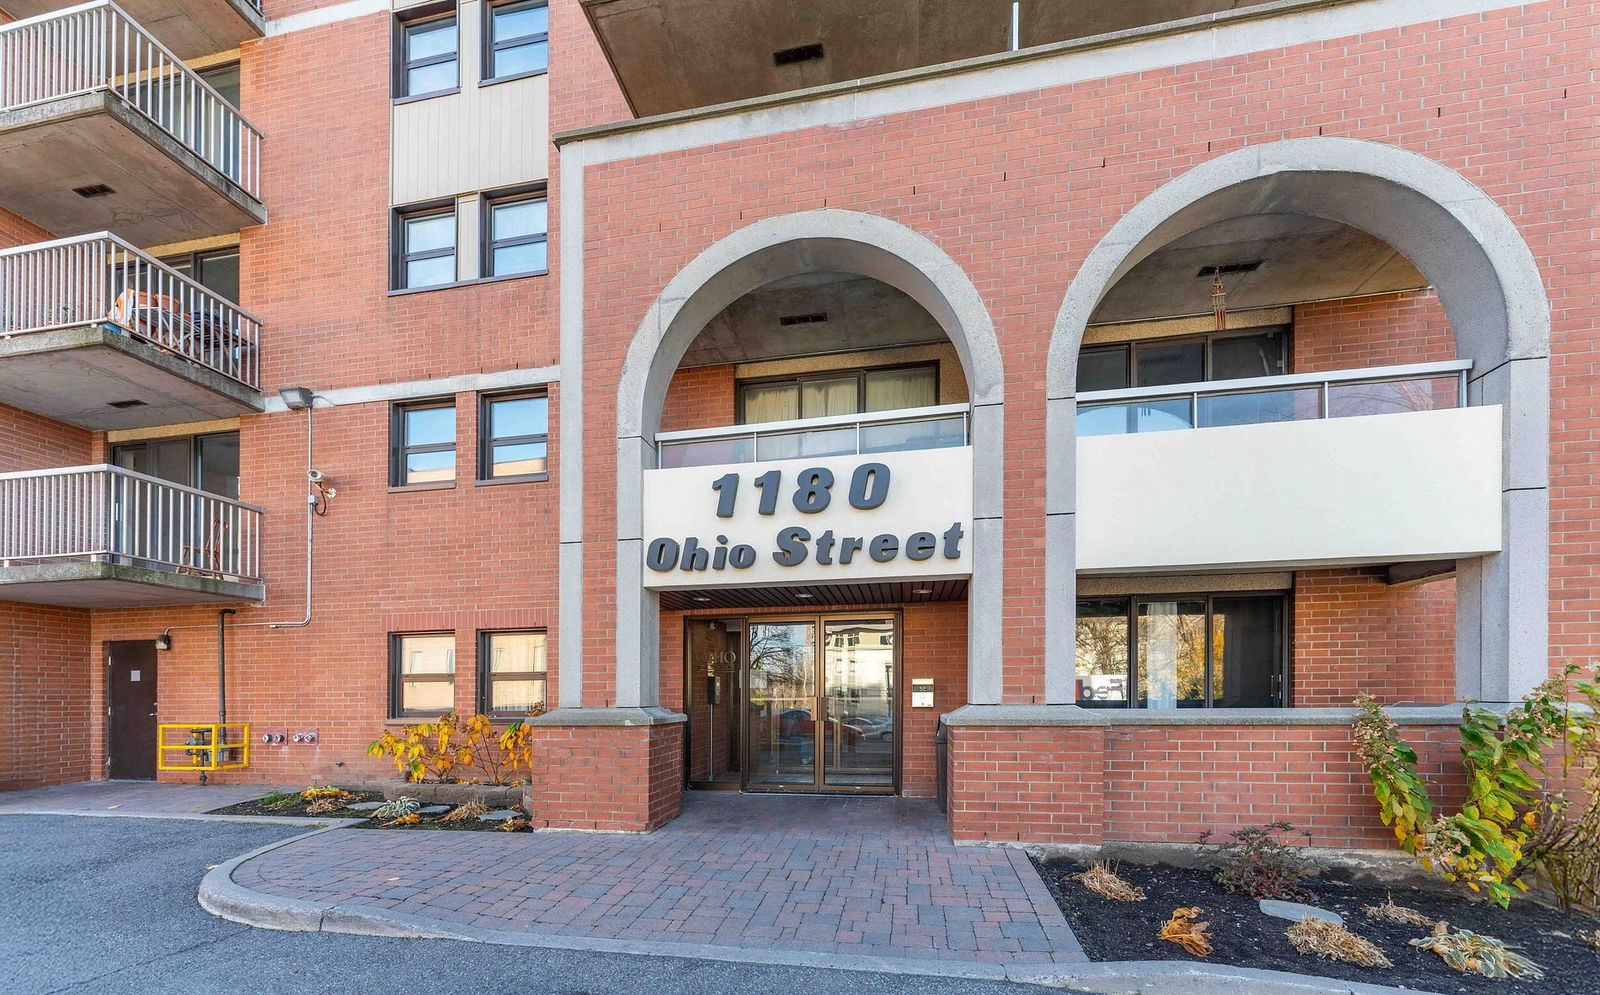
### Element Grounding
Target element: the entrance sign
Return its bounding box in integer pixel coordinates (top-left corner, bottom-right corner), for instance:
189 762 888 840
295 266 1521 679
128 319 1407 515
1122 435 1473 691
642 448 972 589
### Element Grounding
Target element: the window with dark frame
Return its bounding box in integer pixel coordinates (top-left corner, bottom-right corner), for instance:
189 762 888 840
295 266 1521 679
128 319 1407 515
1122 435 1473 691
482 190 548 278
735 362 939 425
161 247 241 303
478 390 548 480
396 9 458 99
1076 326 1290 392
483 0 548 82
1074 593 1288 709
394 203 457 290
390 632 456 717
478 630 548 717
392 400 457 485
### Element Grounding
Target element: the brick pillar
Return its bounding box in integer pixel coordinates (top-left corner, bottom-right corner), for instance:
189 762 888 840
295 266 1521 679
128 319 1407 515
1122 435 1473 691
946 723 1106 844
524 710 685 832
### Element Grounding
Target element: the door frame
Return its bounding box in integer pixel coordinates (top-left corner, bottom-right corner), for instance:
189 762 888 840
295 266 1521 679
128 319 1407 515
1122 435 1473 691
105 640 159 780
739 609 901 796
682 615 746 791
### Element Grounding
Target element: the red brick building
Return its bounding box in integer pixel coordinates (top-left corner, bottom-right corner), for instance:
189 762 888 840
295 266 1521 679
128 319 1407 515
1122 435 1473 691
0 0 1591 849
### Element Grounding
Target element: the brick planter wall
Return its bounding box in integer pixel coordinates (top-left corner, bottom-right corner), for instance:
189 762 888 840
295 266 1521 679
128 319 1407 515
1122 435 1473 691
525 722 683 832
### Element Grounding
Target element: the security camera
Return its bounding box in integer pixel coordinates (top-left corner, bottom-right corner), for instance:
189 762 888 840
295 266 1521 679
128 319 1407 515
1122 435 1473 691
307 468 325 482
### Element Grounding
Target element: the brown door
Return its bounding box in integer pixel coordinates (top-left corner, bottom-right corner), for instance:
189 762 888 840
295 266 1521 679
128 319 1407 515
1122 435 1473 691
108 641 158 780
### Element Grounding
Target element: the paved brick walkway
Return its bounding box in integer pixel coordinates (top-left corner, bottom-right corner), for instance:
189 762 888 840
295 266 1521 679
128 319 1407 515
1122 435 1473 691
231 793 1083 965
0 779 279 816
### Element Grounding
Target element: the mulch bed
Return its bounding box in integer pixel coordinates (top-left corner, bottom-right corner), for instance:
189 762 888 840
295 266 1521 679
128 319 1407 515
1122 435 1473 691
208 792 529 831
1034 856 1600 994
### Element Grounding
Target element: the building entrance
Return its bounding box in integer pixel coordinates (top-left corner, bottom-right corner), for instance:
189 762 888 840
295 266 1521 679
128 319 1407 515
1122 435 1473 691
685 613 898 794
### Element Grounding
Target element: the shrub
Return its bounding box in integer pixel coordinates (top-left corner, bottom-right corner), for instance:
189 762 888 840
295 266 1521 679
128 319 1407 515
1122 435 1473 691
366 708 543 785
1353 662 1598 908
372 796 420 821
1197 820 1316 901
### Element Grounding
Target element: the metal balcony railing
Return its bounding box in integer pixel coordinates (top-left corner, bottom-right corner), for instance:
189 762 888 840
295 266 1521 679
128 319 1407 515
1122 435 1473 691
0 232 261 388
0 0 263 197
1076 360 1472 437
655 403 971 469
0 464 263 582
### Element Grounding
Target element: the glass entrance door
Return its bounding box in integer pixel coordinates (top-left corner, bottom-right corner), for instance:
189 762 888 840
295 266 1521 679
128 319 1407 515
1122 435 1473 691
744 614 897 793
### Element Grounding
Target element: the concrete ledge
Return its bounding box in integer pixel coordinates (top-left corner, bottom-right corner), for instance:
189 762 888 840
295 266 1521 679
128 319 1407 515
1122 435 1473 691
1024 840 1445 890
940 703 1503 728
1010 961 1445 995
0 561 265 608
527 706 687 727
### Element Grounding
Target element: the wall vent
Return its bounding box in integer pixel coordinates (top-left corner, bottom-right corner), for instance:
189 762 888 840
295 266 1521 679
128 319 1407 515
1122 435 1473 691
107 399 148 409
773 43 825 66
72 183 116 199
1196 260 1263 278
778 312 828 326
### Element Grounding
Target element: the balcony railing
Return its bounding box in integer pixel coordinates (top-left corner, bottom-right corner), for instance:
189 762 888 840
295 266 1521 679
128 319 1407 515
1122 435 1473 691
0 232 260 388
0 0 263 197
1076 360 1472 437
655 403 970 469
0 464 262 582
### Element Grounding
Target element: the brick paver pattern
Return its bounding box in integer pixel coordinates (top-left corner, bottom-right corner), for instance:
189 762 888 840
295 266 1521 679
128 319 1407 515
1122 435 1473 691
233 793 1082 964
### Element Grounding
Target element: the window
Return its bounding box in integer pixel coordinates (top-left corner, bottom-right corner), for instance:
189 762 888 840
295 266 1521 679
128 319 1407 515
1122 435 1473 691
392 401 456 485
482 190 548 277
1074 594 1287 709
478 391 548 480
1077 327 1289 392
397 10 458 98
112 431 240 497
736 363 939 425
478 630 548 716
395 204 457 289
162 247 241 304
391 633 455 717
484 0 548 81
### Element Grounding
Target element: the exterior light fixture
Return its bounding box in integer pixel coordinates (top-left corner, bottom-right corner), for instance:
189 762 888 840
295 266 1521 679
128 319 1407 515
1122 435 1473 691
795 592 814 599
154 633 172 651
911 588 933 595
278 386 315 409
692 596 711 603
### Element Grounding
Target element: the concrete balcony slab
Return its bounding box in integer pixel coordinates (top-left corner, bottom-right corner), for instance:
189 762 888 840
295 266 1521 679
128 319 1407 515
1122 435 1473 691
0 0 263 60
0 561 265 608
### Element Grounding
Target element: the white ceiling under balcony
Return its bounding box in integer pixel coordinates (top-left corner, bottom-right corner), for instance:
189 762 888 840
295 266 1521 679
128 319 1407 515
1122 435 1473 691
583 0 1267 117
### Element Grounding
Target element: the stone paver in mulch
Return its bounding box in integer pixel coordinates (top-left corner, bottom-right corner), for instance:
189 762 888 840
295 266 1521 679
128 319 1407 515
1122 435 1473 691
231 792 1082 965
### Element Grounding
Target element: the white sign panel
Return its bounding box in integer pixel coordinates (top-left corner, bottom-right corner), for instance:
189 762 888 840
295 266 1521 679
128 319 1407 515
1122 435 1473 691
642 447 972 589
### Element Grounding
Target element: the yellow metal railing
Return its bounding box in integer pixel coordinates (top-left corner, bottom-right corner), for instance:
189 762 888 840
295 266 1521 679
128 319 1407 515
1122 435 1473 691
156 723 250 772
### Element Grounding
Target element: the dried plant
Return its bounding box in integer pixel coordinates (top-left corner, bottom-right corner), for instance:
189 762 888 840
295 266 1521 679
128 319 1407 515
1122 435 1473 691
499 816 531 832
1285 918 1392 968
372 796 420 821
383 812 422 827
299 785 358 803
1070 861 1145 902
1362 894 1436 928
1580 928 1600 952
1409 922 1545 981
1157 907 1213 956
440 801 489 823
305 797 351 815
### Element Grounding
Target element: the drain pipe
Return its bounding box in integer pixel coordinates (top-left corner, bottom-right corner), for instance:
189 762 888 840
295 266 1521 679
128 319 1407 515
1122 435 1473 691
218 608 236 724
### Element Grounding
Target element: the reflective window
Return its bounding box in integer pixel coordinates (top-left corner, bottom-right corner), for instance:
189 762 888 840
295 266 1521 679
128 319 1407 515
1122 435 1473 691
737 364 938 425
479 391 548 480
1076 327 1288 391
399 15 458 97
485 0 548 80
391 633 455 717
393 401 456 485
479 630 547 716
397 207 457 289
484 193 548 277
1073 594 1286 708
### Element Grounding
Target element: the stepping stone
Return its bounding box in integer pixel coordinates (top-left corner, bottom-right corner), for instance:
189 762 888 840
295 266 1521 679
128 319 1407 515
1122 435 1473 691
1260 899 1343 926
417 805 451 815
477 809 522 821
345 802 385 811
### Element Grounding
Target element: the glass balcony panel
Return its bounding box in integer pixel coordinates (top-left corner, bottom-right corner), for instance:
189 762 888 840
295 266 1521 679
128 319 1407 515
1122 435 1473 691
659 437 755 469
1197 386 1321 428
1077 398 1192 437
1327 375 1460 418
859 415 966 454
756 426 857 462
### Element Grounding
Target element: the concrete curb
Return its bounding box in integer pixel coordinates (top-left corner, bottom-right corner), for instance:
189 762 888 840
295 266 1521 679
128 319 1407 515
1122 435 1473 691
0 809 367 828
199 827 1445 995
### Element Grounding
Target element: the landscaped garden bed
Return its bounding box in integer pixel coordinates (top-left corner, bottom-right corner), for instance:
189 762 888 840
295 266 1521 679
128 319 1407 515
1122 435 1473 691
1036 853 1597 993
209 787 532 831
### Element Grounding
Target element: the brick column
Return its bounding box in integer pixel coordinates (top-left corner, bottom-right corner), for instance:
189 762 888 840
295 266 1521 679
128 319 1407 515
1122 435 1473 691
524 708 685 831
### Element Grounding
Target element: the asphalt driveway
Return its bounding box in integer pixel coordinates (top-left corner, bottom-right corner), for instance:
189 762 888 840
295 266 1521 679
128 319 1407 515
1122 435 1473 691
0 814 1047 994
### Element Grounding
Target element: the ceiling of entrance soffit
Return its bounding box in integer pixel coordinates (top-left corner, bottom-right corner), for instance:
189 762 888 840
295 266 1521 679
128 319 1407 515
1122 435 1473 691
658 578 970 612
583 0 1266 117
1089 214 1428 326
678 272 948 368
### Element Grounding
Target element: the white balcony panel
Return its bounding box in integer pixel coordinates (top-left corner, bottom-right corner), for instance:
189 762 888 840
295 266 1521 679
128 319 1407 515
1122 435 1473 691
1077 406 1503 574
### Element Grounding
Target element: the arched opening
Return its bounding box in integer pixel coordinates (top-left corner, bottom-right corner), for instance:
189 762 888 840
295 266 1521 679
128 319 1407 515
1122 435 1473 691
614 210 1004 795
1045 139 1549 708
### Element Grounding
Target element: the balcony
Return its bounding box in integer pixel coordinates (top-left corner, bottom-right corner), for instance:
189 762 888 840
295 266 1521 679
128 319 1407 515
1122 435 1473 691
656 403 969 468
0 233 263 428
1075 361 1504 574
0 2 265 246
0 0 263 60
0 464 264 607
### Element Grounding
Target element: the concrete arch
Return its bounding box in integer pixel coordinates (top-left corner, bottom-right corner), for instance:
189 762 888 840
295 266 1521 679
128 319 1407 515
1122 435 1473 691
1043 138 1550 704
613 209 1008 708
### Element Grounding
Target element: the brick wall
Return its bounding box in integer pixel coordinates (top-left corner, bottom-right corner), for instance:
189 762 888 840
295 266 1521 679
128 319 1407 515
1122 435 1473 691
526 722 682 831
0 604 93 789
1292 290 1454 373
1293 568 1456 708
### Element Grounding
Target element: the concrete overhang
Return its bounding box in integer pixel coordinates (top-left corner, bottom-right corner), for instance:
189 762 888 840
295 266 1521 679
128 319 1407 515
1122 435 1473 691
0 324 263 430
0 91 265 246
0 0 264 60
0 561 264 608
582 0 1271 116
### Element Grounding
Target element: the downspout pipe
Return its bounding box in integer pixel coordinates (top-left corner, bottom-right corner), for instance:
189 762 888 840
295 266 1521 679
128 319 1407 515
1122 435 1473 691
218 608 236 725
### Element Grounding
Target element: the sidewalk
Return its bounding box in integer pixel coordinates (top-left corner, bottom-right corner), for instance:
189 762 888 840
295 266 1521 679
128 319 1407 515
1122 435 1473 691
0 779 278 817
